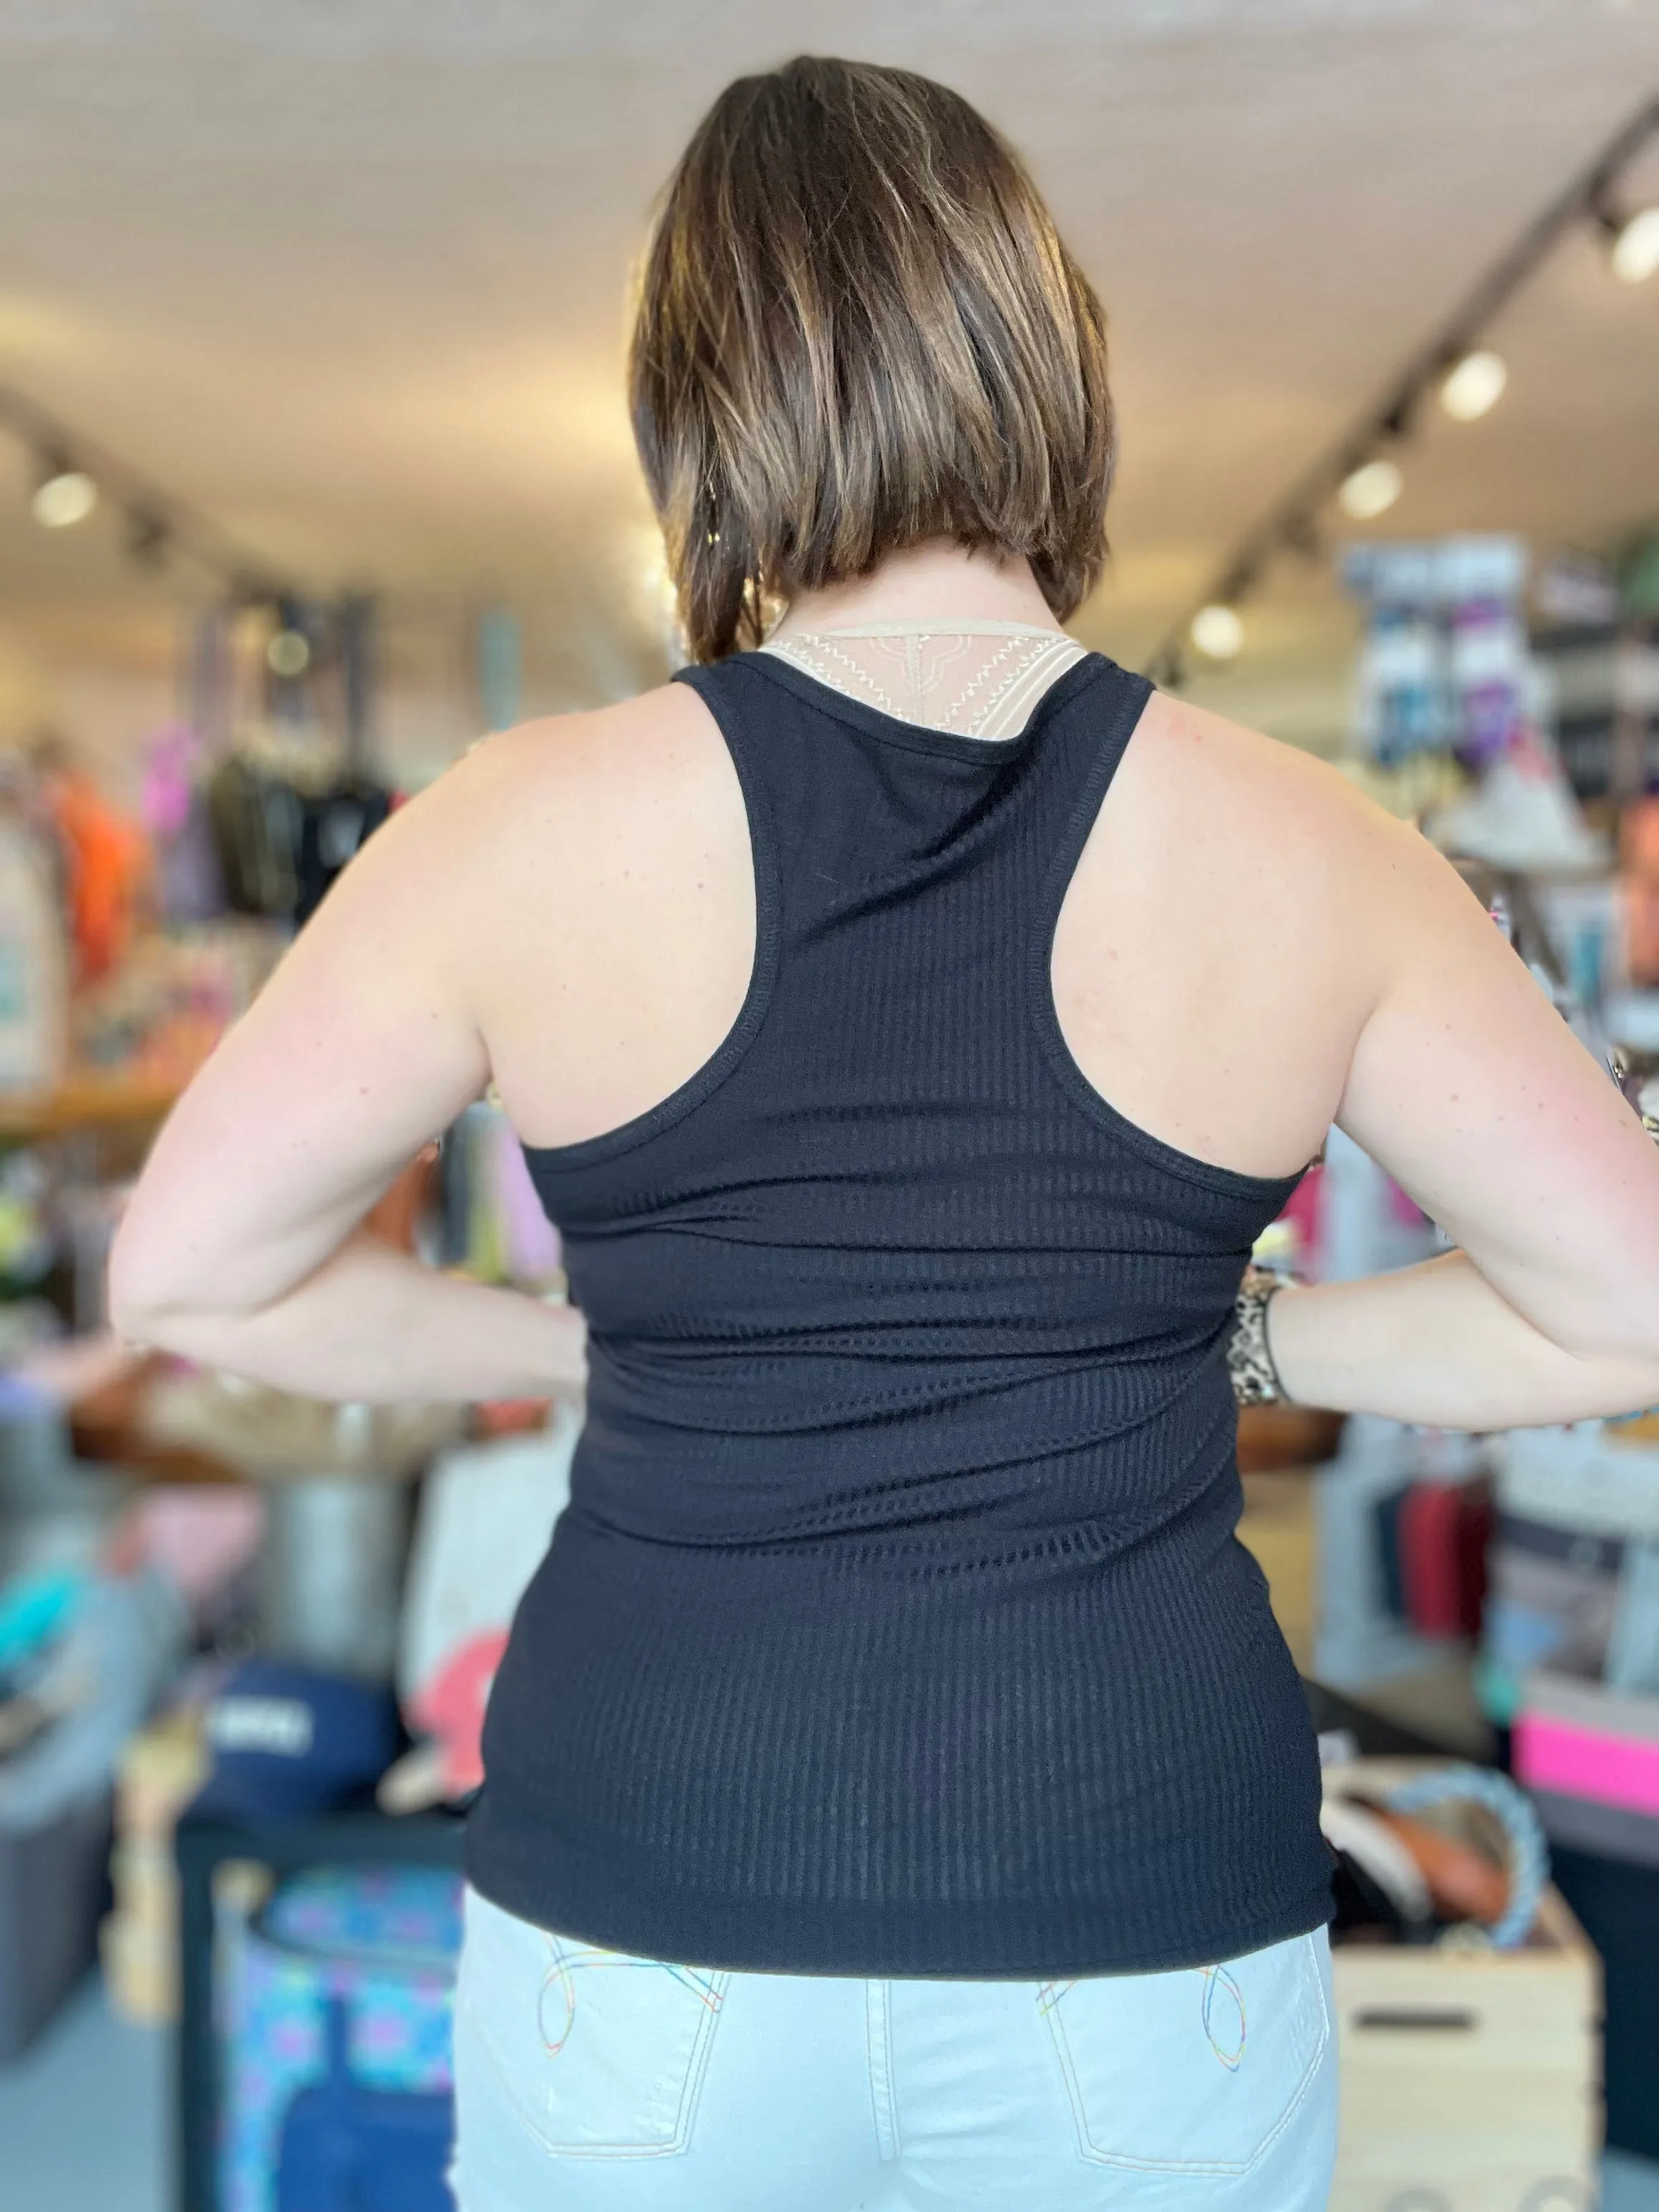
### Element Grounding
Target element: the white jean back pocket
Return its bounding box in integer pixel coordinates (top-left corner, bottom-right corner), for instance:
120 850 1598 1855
1038 1929 1329 2175
458 1887 729 2160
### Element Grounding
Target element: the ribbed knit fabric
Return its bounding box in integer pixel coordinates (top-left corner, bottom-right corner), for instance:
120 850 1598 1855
465 648 1334 1977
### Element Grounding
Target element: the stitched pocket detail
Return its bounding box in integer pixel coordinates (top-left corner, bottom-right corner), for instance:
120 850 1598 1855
1037 1931 1329 2175
460 1889 729 2160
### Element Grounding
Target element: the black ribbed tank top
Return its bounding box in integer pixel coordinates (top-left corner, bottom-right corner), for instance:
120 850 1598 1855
466 648 1333 1977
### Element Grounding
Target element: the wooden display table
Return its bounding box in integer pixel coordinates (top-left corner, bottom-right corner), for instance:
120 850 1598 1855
1238 1401 1345 1473
0 1067 184 1142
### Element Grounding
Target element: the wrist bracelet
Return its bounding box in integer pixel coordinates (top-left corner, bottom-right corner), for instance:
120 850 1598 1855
1229 1265 1294 1407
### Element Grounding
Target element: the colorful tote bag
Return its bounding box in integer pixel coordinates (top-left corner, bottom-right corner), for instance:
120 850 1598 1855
218 1865 461 2212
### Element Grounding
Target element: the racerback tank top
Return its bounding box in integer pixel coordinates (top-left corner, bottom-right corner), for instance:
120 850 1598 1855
465 645 1332 1977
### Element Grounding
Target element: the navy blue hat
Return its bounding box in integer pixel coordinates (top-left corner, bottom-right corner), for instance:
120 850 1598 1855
191 1659 400 1824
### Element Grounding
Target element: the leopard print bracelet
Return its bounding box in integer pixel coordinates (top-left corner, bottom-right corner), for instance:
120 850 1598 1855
1229 1265 1294 1407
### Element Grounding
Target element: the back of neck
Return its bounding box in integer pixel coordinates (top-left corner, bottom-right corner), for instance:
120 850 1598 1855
769 543 1064 644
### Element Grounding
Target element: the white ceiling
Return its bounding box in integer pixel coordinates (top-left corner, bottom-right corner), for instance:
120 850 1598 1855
1 0 1658 743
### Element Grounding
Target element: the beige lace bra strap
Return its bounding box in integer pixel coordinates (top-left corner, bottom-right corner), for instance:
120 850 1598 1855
761 622 1088 740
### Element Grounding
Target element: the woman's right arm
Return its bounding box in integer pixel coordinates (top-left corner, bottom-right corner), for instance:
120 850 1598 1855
1267 812 1659 1428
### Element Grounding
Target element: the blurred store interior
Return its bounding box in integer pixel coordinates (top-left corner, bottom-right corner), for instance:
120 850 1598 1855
3 5 1659 2210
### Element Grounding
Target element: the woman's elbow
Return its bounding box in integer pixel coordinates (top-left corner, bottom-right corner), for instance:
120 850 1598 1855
1544 1287 1659 1385
105 1225 193 1350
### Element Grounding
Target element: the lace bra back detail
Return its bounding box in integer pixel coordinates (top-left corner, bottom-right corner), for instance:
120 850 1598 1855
760 620 1088 740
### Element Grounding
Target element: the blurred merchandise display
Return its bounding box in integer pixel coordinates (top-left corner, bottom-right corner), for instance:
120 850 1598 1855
1317 1415 1499 1698
0 769 68 1095
206 722 395 928
217 1864 461 2212
0 701 387 1177
36 741 149 984
0 1142 57 1296
137 1374 461 1491
57 1175 128 1332
0 1547 186 2059
1429 718 1610 880
1516 1670 1659 1869
438 1098 563 1287
1341 534 1607 873
1484 1420 1659 1871
191 1660 403 1827
70 919 284 1084
1531 530 1659 806
136 1382 463 1682
0 1561 186 1829
141 721 226 927
110 1482 266 1641
1321 1756 1599 2211
256 1476 413 1686
1620 797 1659 984
100 1705 208 2024
386 1407 579 1812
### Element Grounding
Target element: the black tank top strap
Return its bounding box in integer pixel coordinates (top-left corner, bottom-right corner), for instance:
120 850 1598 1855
673 648 1152 996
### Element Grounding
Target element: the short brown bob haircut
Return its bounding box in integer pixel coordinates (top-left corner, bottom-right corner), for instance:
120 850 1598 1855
630 57 1114 664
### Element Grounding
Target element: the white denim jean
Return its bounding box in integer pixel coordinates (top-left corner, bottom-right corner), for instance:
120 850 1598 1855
450 1885 1337 2211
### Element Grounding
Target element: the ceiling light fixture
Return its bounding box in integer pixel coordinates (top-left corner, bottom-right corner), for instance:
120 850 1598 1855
1610 205 1659 283
1190 604 1244 660
266 628 311 678
1337 458 1404 521
1149 97 1659 685
31 465 97 529
1438 349 1509 422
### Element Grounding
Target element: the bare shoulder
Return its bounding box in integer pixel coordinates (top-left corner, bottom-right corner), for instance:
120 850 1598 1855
430 681 725 834
1127 692 1399 878
372 683 738 903
1054 690 1433 1170
308 679 745 1004
413 681 753 1144
1125 691 1469 945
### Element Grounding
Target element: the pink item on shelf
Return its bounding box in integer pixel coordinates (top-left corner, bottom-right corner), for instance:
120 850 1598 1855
393 1415 578 1802
1514 1712 1659 1819
1277 1164 1324 1272
492 1121 561 1281
140 723 199 840
405 1630 508 1798
128 1486 266 1612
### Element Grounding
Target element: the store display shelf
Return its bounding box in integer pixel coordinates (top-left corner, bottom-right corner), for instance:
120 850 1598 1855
1238 1402 1345 1472
0 1067 184 1142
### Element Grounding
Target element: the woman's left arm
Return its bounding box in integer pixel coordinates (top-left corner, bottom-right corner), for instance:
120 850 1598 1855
107 754 585 1404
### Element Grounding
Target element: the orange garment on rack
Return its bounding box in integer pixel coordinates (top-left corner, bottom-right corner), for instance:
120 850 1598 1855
44 767 150 982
